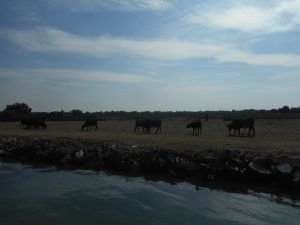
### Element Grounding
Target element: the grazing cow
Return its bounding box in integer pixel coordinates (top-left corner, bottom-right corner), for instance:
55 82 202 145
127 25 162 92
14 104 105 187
82 118 98 130
20 118 47 130
20 118 32 129
148 119 161 134
227 118 255 136
134 119 161 134
135 119 145 132
186 120 202 135
34 120 47 130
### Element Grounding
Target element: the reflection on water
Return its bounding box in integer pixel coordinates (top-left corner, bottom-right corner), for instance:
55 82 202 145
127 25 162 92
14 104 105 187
0 161 299 225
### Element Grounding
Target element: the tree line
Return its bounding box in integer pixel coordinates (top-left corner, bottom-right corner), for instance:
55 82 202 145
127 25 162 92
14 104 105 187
0 102 300 122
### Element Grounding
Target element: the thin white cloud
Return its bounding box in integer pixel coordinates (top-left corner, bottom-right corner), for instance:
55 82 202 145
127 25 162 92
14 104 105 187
48 0 172 12
269 70 300 79
0 68 147 83
163 82 300 95
163 84 232 93
185 0 300 33
1 27 300 67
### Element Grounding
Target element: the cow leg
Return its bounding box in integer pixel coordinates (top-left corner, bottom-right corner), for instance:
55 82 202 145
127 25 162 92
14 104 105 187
157 126 161 134
251 127 255 136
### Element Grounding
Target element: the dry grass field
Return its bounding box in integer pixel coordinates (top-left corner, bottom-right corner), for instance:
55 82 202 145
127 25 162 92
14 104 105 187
0 119 299 153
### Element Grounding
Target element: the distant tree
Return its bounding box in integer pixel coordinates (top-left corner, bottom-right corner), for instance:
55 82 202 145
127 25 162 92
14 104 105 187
279 106 290 113
70 109 83 116
4 102 31 114
290 107 300 113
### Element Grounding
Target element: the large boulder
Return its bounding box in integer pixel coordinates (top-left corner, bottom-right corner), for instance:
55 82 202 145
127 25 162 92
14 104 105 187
253 156 271 168
248 162 272 175
75 150 84 160
275 163 292 175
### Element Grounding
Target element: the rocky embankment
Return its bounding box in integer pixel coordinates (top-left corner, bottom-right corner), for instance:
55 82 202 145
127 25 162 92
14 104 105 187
0 136 299 191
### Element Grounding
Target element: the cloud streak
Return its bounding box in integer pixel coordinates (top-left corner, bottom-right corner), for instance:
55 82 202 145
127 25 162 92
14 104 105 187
1 27 300 67
0 68 147 83
48 0 172 12
185 0 300 33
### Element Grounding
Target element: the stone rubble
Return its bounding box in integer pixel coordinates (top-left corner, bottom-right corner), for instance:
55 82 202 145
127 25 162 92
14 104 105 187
0 136 299 191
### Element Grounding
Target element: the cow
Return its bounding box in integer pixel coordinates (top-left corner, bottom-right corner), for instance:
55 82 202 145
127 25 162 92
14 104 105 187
20 118 32 129
20 118 47 130
81 118 98 130
33 120 47 130
147 119 161 134
186 120 202 135
134 119 161 134
134 119 145 132
227 118 255 136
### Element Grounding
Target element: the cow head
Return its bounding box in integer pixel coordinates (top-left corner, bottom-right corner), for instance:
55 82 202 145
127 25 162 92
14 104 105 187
186 122 192 128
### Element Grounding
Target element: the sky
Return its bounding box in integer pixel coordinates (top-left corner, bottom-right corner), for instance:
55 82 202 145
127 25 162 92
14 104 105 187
0 0 299 112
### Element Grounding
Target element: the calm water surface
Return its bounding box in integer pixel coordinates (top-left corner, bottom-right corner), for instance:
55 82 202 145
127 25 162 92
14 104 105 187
0 161 299 225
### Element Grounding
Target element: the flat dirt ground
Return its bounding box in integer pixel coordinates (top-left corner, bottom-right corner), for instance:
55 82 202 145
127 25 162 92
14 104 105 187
0 119 299 153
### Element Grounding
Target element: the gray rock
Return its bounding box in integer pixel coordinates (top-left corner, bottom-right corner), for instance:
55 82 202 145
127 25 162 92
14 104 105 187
75 150 84 159
293 170 300 182
61 155 72 163
276 163 292 174
244 153 255 162
202 155 216 164
166 154 176 164
253 156 270 168
183 160 198 172
248 162 271 175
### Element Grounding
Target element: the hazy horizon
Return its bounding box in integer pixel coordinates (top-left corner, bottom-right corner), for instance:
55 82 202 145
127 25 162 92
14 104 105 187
0 0 300 112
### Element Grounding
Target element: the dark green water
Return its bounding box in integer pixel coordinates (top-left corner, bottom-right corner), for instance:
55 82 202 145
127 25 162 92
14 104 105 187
0 161 299 225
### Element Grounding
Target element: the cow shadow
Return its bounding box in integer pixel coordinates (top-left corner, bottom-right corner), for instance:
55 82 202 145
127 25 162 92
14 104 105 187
228 133 255 138
184 132 202 136
134 132 161 135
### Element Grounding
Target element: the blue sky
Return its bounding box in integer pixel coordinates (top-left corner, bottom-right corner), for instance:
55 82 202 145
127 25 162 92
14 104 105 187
0 0 299 112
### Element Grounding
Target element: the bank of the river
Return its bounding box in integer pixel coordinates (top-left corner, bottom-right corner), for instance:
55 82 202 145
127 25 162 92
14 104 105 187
0 136 299 193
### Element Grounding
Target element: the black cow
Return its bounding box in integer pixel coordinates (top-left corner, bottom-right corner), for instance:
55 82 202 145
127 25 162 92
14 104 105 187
81 118 98 130
227 118 255 136
134 119 161 134
20 118 47 130
135 119 146 132
33 120 47 130
186 120 202 135
20 119 32 129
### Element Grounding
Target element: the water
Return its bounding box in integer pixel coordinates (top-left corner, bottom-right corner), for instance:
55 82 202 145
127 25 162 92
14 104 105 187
0 161 299 225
